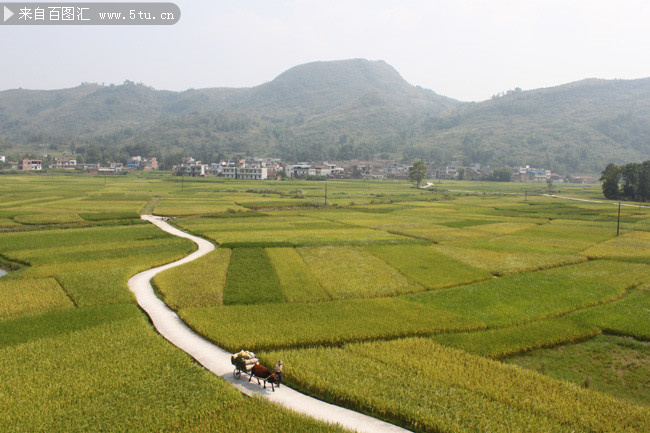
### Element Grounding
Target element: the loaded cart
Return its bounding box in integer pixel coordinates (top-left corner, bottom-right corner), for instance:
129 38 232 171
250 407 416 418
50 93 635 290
231 350 280 391
231 350 258 379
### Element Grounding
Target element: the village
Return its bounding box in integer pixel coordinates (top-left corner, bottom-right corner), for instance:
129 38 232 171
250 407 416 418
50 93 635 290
2 153 597 184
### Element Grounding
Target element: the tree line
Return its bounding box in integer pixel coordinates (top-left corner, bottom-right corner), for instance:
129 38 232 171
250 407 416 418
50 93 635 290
600 161 650 202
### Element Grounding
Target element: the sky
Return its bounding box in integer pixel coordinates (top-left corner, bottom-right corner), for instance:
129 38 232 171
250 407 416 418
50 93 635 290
2 0 649 101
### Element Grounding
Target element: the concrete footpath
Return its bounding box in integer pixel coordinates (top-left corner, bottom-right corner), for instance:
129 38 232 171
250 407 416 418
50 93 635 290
128 215 411 433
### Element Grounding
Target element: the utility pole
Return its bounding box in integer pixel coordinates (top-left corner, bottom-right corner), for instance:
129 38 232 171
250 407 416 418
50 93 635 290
616 200 621 236
324 181 328 206
181 172 184 192
525 189 527 202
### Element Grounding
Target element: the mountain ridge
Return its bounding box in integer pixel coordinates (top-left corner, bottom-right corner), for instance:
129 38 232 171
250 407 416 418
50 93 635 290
0 59 648 174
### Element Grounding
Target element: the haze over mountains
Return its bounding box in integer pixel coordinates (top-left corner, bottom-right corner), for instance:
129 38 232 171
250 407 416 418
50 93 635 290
1 59 648 174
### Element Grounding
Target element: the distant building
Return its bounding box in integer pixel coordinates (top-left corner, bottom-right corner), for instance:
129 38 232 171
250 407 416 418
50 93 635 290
288 164 312 178
141 157 157 170
513 165 551 182
436 165 460 180
207 163 222 176
221 165 267 180
20 158 42 171
0 156 5 163
127 156 158 170
288 162 342 178
237 166 268 180
49 157 77 169
77 163 100 173
221 165 237 178
175 161 208 177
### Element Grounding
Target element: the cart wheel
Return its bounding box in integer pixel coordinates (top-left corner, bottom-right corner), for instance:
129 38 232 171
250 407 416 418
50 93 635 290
233 369 241 379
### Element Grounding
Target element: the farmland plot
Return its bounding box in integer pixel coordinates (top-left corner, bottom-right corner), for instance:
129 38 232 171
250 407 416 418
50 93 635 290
404 260 650 326
263 338 649 433
298 246 419 299
153 248 232 308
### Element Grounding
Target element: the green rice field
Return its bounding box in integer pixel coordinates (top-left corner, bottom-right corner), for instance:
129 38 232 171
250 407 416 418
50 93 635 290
1 172 648 432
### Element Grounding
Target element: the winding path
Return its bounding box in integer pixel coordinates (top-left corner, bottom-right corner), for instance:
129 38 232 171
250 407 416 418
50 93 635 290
128 215 410 433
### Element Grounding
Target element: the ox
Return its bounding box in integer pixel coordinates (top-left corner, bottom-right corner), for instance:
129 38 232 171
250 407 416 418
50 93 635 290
249 364 279 391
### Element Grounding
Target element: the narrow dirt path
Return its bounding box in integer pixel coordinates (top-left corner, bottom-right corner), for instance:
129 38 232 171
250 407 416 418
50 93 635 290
128 215 411 433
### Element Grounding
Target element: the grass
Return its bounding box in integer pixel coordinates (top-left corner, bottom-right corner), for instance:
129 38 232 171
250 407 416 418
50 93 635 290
223 248 284 305
0 304 138 348
175 214 417 247
506 335 650 407
154 197 248 216
433 244 587 275
55 267 136 306
13 212 84 225
265 247 330 302
404 260 650 326
430 316 602 359
0 312 348 433
153 248 232 308
263 337 649 433
298 246 419 299
366 244 491 288
0 277 74 319
0 175 350 432
570 284 650 339
0 174 647 432
179 298 481 351
582 230 650 263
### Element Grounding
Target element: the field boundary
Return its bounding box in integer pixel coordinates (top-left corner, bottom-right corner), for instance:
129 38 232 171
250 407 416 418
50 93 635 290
128 214 411 433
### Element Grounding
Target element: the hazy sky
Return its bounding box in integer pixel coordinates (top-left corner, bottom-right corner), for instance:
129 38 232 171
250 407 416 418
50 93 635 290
2 0 649 101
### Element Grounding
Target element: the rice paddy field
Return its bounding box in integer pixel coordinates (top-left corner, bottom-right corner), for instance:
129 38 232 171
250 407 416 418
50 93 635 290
1 171 648 433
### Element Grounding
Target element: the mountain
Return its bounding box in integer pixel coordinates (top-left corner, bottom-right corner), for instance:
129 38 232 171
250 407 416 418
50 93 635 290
410 78 650 173
244 59 457 115
0 59 648 174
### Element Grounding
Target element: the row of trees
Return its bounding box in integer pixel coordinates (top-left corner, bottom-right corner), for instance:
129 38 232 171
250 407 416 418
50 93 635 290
600 161 650 202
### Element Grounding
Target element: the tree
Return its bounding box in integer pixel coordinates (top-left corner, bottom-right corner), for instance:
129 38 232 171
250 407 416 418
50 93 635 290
600 161 650 201
409 160 427 187
491 167 512 182
600 163 621 200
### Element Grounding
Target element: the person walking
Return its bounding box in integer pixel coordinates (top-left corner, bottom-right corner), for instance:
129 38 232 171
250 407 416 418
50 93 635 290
273 360 283 388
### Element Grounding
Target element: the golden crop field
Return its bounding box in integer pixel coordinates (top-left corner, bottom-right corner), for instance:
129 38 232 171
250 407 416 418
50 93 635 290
0 173 648 433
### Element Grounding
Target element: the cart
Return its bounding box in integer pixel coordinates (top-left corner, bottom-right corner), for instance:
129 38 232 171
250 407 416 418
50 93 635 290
231 350 279 391
231 350 257 379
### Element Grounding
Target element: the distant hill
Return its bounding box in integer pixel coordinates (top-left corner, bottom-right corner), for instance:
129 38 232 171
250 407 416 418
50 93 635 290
412 78 650 173
0 59 648 174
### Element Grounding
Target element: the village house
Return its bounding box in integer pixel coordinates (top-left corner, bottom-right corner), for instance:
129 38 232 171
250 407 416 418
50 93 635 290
127 156 158 171
49 157 77 169
236 166 268 180
20 158 42 171
512 165 552 182
221 163 268 180
76 163 100 173
436 165 460 180
175 160 208 177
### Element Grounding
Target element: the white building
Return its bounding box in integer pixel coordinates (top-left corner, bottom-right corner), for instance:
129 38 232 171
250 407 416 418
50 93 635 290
221 166 267 180
50 157 77 169
176 162 208 177
514 165 552 182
